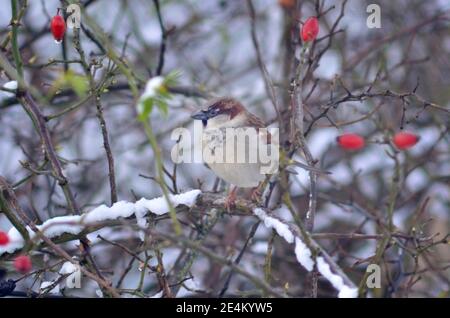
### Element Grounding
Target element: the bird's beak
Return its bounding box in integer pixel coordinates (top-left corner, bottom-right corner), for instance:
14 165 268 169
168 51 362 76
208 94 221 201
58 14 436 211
191 110 211 121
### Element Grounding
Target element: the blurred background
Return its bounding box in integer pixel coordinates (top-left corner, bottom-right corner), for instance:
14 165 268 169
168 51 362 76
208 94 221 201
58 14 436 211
0 0 449 298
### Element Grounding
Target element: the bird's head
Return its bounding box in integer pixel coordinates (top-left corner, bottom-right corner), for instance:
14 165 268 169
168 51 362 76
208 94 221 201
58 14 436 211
191 98 246 129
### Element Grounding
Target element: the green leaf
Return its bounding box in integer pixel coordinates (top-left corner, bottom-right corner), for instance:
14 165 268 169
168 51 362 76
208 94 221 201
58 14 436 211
164 70 182 87
156 101 168 116
137 97 153 122
136 70 182 120
48 70 88 99
69 74 88 97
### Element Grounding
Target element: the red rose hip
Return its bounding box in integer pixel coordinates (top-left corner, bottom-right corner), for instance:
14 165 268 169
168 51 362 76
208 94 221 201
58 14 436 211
393 131 419 150
14 255 32 274
337 133 365 150
50 14 66 42
301 17 319 42
0 231 9 246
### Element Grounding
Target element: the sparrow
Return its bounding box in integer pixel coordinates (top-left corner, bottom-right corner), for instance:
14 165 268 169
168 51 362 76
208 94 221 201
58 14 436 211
191 97 326 206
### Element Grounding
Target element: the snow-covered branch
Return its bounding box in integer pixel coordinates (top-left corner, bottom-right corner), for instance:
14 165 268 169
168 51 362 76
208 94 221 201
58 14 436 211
2 185 358 298
0 190 201 256
254 208 358 298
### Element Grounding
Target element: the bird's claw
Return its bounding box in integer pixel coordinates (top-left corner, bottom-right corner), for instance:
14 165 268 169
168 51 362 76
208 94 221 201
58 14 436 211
225 188 237 212
251 187 262 205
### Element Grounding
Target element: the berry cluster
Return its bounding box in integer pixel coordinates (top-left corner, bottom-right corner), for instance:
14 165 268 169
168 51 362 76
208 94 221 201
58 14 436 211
297 16 420 153
337 132 420 151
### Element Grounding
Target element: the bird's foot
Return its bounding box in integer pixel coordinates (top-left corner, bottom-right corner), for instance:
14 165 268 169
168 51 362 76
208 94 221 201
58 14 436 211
225 187 238 212
250 187 262 205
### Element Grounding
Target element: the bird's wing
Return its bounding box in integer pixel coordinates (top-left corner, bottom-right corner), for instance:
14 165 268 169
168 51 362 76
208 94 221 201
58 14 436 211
243 112 272 145
245 112 266 128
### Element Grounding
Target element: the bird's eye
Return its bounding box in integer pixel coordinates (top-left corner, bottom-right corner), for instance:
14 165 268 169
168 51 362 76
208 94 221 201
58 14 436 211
208 108 220 117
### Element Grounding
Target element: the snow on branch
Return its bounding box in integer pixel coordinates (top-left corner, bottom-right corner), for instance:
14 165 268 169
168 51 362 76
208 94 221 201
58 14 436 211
253 208 358 298
0 190 201 256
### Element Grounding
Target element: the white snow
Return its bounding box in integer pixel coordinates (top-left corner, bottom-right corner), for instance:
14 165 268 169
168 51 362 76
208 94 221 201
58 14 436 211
134 203 148 242
38 215 85 238
133 190 201 241
339 285 359 298
137 76 165 114
82 201 136 223
294 238 314 271
253 208 294 243
134 190 201 216
254 207 358 298
317 256 358 298
0 190 201 255
1 227 29 254
95 289 104 297
3 80 18 90
59 261 80 276
317 256 344 290
1 80 18 98
143 77 164 98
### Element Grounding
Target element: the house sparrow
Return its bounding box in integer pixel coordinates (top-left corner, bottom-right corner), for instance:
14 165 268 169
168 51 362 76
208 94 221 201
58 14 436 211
191 97 325 206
